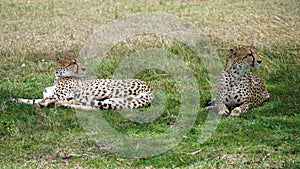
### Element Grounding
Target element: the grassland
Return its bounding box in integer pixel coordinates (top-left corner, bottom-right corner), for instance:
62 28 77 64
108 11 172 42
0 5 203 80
0 0 299 168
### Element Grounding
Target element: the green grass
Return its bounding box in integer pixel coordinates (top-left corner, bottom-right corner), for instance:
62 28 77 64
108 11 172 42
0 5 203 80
1 0 300 168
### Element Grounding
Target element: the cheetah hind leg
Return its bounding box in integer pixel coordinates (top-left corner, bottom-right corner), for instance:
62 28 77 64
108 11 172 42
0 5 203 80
93 96 151 110
95 98 129 110
91 92 153 110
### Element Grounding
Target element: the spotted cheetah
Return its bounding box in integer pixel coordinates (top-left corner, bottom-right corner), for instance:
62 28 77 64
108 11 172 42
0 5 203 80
12 57 154 110
207 45 269 116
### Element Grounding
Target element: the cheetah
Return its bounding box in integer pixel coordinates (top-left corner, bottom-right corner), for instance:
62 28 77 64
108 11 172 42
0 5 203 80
206 45 269 116
12 57 154 110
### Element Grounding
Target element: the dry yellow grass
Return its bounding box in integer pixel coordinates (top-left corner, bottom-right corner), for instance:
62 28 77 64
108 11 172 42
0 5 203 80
0 0 299 88
0 0 299 62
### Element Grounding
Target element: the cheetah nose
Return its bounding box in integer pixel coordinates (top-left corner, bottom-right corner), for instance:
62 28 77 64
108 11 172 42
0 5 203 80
257 60 262 64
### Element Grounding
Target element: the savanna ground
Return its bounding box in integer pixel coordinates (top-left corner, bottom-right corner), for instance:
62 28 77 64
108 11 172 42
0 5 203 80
0 0 299 168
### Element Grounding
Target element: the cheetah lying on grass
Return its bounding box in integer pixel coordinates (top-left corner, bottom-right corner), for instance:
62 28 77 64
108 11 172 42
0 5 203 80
12 58 154 110
206 45 269 116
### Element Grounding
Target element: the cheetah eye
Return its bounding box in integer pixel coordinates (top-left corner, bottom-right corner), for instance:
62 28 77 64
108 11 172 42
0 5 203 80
72 61 76 64
247 53 254 57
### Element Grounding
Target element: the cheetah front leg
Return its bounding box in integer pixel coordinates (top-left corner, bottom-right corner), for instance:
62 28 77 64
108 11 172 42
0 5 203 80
11 98 44 105
56 101 98 110
230 102 252 116
11 96 57 107
11 85 57 107
207 102 230 116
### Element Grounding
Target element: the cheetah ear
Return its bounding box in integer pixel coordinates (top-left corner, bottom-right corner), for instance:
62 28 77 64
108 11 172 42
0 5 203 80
228 48 234 57
227 48 234 59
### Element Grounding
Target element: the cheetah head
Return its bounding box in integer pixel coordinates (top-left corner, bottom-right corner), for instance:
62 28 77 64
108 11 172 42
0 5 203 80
225 45 262 74
55 57 86 79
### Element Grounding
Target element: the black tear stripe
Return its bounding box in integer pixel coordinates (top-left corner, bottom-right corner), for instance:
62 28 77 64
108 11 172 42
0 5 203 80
66 61 79 73
248 53 255 66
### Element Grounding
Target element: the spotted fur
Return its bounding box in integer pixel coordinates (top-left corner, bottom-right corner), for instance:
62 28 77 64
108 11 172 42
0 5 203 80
207 45 269 116
12 57 154 110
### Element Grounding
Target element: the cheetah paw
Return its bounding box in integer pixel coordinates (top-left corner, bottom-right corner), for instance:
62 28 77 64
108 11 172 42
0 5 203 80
218 104 230 116
206 104 230 116
218 109 230 116
10 98 18 102
230 107 242 116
